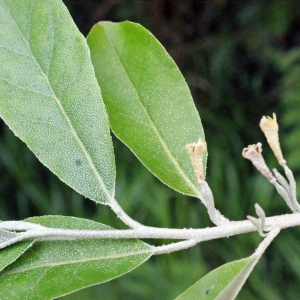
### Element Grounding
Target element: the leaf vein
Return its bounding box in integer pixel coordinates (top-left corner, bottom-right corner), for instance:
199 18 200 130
3 1 113 203
0 248 152 278
103 28 200 196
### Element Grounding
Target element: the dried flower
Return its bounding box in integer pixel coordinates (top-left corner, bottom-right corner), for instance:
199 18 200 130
185 138 207 181
242 143 274 181
259 113 286 165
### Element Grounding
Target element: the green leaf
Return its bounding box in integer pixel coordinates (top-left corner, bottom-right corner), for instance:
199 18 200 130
0 0 115 204
0 241 33 272
175 228 280 300
175 257 251 300
0 216 153 299
87 21 205 197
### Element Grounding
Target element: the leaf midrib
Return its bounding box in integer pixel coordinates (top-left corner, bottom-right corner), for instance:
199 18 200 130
0 248 153 278
103 24 200 197
3 2 112 203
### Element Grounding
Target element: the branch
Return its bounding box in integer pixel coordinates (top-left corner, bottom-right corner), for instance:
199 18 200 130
1 213 300 254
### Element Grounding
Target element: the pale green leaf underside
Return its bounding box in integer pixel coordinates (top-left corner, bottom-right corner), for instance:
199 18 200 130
0 0 115 204
175 228 279 300
87 21 205 197
0 241 33 272
0 216 153 300
175 257 251 300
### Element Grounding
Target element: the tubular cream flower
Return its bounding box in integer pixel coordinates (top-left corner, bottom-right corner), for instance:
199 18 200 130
185 138 207 181
242 143 274 181
259 113 286 165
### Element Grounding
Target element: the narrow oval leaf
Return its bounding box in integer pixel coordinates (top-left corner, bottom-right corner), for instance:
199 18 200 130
0 216 153 300
0 0 115 204
87 21 205 197
175 228 280 300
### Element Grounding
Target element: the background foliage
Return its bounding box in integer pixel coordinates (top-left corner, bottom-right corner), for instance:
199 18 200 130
1 0 300 299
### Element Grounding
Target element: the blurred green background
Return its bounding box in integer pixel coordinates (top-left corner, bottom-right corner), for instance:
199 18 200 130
2 0 300 299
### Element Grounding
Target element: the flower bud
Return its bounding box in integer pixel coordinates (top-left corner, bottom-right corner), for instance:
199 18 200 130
185 138 207 181
242 143 274 181
259 113 286 165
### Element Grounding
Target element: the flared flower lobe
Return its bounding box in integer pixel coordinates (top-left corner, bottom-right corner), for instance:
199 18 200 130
242 143 274 181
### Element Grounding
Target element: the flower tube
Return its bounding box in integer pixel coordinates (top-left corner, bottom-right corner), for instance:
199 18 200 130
185 138 207 181
242 143 274 181
259 113 286 165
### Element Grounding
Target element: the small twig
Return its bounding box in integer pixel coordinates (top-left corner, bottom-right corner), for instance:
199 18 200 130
273 168 292 200
282 164 300 212
0 213 300 254
108 197 151 229
248 204 271 237
153 240 198 255
199 180 230 225
253 226 281 256
270 178 296 212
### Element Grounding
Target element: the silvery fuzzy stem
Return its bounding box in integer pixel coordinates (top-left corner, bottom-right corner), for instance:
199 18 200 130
199 180 230 226
108 197 151 229
247 216 268 237
199 180 220 225
273 168 292 201
270 178 297 212
153 240 198 255
247 204 270 237
0 214 298 254
272 168 300 212
282 164 300 212
214 209 230 225
185 139 229 225
254 226 281 256
254 203 268 232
